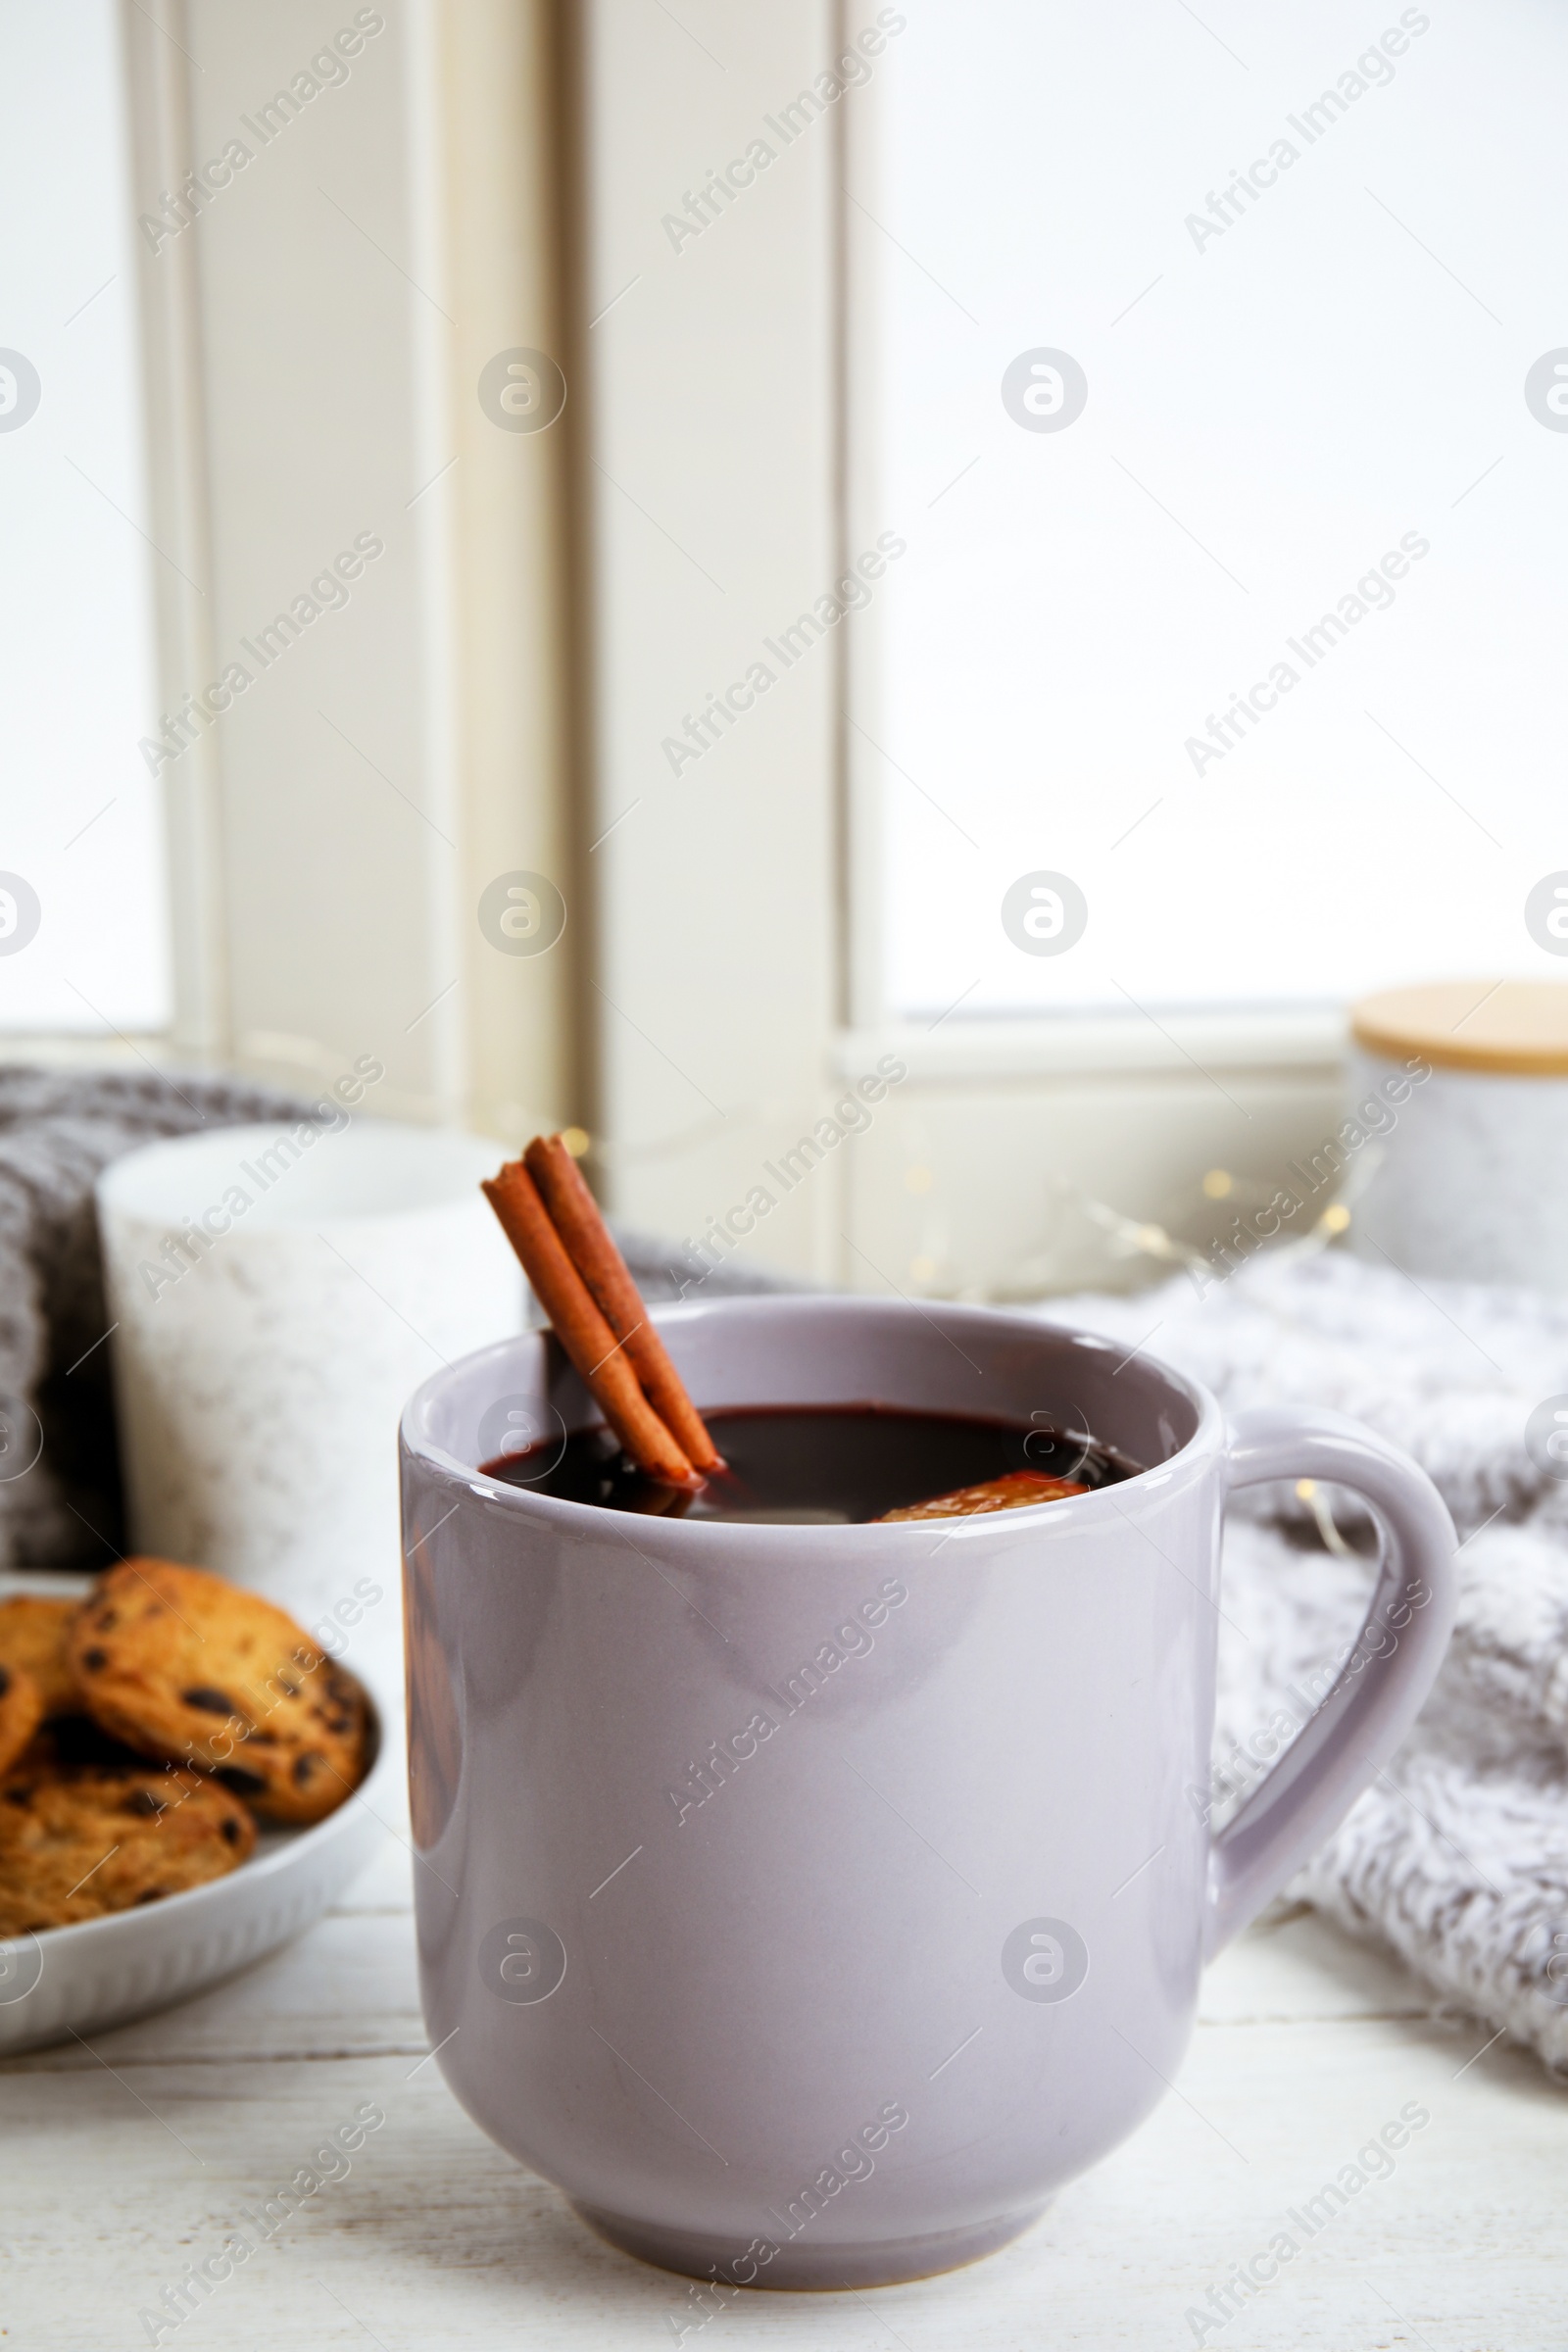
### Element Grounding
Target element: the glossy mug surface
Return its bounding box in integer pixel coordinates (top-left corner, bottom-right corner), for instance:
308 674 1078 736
400 1297 1456 2289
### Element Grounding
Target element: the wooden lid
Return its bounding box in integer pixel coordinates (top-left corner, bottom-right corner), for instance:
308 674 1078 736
1350 979 1568 1076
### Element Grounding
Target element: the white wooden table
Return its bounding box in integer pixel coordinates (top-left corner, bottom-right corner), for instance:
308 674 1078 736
5 1812 1564 2351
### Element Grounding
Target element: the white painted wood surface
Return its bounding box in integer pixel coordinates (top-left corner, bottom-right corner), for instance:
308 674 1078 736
4 1813 1563 2350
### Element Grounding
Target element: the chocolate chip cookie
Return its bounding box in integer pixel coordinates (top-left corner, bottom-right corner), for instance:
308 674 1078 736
0 1665 43 1778
10 1711 148 1780
0 1595 81 1717
69 1559 371 1826
0 1762 255 1936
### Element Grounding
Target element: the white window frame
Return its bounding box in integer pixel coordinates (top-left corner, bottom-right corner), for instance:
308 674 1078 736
19 0 578 1152
28 0 1345 1299
577 0 1344 1296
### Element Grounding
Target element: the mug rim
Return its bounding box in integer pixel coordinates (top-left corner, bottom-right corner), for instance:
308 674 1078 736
399 1294 1226 1548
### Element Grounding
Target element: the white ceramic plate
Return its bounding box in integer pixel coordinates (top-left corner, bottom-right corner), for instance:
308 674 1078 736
0 1574 395 2057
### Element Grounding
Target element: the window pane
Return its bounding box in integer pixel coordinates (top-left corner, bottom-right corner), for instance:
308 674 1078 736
0 0 170 1032
860 0 1568 1017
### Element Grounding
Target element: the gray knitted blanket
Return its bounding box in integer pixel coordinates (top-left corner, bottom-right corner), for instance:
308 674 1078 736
0 1066 310 1569
1040 1251 1568 2079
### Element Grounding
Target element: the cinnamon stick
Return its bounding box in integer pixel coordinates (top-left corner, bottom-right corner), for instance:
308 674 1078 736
482 1159 699 1488
523 1133 724 1475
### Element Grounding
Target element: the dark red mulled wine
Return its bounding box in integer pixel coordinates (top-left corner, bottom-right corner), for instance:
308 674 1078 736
480 1402 1140 1523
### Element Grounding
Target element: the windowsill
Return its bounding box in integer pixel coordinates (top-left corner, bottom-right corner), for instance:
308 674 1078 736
0 1030 177 1067
835 1007 1347 1083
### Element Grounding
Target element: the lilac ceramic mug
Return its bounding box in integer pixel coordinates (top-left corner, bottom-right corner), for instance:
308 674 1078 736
399 1296 1455 2290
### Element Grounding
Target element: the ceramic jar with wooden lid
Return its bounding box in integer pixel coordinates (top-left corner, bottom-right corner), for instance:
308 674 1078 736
1348 979 1568 1288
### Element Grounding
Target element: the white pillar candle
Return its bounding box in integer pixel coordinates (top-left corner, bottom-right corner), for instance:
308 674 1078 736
96 1119 525 1688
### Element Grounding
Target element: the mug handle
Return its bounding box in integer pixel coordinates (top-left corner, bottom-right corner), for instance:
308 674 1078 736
1204 1404 1458 1958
